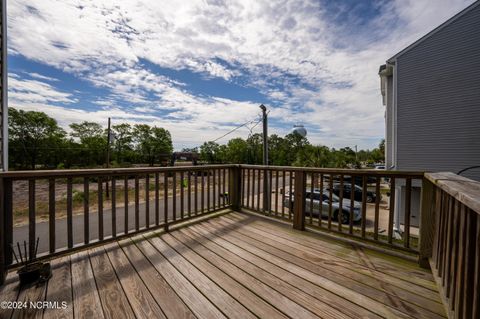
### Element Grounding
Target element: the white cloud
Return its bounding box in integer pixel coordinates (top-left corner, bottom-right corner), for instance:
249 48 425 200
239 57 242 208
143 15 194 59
7 0 476 149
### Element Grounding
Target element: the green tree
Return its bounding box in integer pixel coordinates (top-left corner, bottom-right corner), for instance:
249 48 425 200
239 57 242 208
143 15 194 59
199 141 221 163
8 107 66 169
133 124 173 166
112 123 133 163
69 121 106 166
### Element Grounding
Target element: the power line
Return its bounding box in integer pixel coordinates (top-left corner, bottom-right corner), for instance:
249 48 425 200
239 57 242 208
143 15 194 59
210 114 262 143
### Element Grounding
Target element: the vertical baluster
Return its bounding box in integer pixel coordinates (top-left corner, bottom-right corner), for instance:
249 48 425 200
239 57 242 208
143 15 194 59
328 175 333 230
241 168 245 207
98 177 104 241
338 175 343 232
454 203 466 317
472 216 480 319
222 168 226 207
28 179 36 259
251 169 255 210
111 176 116 237
194 172 198 214
124 176 128 234
361 175 367 238
155 173 159 225
48 178 55 254
145 174 150 228
164 173 169 227
288 171 293 219
319 173 324 228
2 179 13 267
374 177 380 241
282 170 285 218
67 178 73 249
84 177 89 244
404 177 412 247
349 174 354 234
207 170 211 212
443 198 454 288
201 171 205 213
247 169 251 209
180 171 185 219
257 169 261 212
449 200 460 307
275 170 279 216
438 193 449 276
188 171 192 217
212 169 216 210
172 172 177 220
388 177 396 244
309 173 314 225
268 169 272 215
135 175 139 232
462 209 476 319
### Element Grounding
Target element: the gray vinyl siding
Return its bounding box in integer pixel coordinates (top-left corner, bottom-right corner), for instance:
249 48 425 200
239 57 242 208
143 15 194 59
395 3 480 181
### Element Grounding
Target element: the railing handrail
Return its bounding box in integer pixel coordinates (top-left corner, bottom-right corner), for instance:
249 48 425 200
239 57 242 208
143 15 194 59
238 164 425 177
0 164 237 179
425 172 480 214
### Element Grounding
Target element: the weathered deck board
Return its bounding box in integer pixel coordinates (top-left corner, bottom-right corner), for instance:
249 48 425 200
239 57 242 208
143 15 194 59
160 233 287 318
43 256 74 319
207 217 445 318
1 211 446 319
71 251 105 319
119 239 195 319
88 246 136 319
227 212 436 286
217 215 442 304
134 238 226 319
104 243 166 319
146 235 256 319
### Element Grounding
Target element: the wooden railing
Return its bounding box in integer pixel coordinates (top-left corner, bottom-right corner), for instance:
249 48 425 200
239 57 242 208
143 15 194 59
1 164 479 318
0 165 234 283
421 172 480 319
239 165 424 252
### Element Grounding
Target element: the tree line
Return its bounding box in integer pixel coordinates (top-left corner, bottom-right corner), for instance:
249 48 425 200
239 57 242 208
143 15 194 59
8 107 173 169
8 107 384 170
195 133 384 168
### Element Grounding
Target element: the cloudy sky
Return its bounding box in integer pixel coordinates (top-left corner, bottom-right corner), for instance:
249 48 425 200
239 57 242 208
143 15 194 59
7 0 475 150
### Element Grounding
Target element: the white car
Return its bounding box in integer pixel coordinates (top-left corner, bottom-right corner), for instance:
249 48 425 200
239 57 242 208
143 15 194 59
284 189 362 224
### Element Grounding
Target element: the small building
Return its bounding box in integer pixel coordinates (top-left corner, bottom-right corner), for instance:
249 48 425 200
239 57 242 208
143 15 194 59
379 1 480 230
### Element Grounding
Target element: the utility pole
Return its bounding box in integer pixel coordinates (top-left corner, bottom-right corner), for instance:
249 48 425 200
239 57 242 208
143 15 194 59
260 104 269 213
106 117 111 199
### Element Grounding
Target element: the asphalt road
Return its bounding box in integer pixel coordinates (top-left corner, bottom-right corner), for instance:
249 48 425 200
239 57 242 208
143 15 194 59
12 176 288 255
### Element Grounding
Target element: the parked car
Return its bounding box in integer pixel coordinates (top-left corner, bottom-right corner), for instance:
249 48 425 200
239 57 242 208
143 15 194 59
340 175 377 185
283 189 362 224
329 183 377 203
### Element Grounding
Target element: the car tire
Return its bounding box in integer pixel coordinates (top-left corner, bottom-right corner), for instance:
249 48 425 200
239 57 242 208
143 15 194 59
366 195 374 203
335 210 350 224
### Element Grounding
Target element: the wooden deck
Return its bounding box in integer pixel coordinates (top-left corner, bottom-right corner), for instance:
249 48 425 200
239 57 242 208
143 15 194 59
0 211 446 319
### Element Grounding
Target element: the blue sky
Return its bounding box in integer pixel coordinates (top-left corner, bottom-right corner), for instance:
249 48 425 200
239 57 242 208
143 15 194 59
7 0 474 150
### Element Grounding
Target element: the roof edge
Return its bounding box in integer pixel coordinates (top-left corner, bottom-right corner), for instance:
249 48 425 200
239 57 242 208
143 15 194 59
387 1 480 62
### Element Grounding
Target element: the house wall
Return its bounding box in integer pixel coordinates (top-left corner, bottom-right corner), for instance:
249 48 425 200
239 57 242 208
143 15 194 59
395 3 480 181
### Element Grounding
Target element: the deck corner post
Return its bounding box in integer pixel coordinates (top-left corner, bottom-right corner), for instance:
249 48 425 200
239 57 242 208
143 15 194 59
229 165 242 211
418 176 435 268
0 177 12 285
293 170 306 231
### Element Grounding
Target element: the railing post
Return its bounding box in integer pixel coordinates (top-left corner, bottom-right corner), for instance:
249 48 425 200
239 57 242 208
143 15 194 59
293 170 306 231
418 176 435 268
0 177 12 285
229 165 242 211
